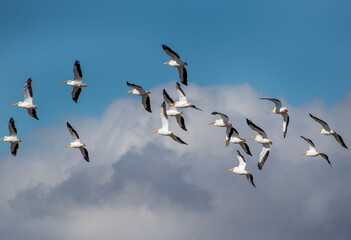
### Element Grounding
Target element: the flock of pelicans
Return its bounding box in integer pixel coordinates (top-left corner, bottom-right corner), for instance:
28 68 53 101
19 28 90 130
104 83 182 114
0 44 348 188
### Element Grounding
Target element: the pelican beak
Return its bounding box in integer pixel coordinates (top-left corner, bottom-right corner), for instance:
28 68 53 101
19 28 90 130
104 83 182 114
0 137 5 141
12 102 19 106
65 144 71 147
152 130 159 134
222 140 227 144
127 90 134 93
301 152 307 156
316 130 322 134
250 136 256 139
60 81 69 83
209 121 216 125
163 61 171 65
228 168 234 172
169 103 176 107
268 109 274 113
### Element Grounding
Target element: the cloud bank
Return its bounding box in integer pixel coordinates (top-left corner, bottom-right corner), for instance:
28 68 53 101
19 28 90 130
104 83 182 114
0 82 351 240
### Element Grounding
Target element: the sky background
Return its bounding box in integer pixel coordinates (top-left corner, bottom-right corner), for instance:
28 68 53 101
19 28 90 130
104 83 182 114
0 0 351 239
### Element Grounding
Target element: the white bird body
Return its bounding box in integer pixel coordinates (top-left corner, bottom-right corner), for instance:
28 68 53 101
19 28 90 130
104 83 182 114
223 126 252 156
301 136 331 167
153 102 187 144
126 81 152 113
260 98 289 138
309 113 347 149
228 150 255 188
163 89 187 131
168 82 202 111
60 60 87 103
162 44 188 86
12 78 39 120
246 119 272 170
66 122 89 162
209 112 231 127
0 118 21 156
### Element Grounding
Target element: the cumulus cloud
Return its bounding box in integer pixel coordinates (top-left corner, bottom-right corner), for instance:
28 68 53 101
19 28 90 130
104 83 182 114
0 82 351 240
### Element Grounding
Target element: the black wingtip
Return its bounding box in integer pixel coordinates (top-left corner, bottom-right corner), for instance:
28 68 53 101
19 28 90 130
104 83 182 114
75 60 80 64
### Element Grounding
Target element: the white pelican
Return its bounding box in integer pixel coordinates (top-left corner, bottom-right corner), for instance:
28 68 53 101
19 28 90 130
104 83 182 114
60 60 87 103
309 113 348 149
66 122 89 162
260 98 289 138
126 81 152 113
12 78 39 120
209 112 231 127
224 126 252 156
0 118 21 156
301 136 332 167
168 82 202 111
162 44 188 86
163 89 186 131
246 119 272 170
228 150 255 188
152 102 187 145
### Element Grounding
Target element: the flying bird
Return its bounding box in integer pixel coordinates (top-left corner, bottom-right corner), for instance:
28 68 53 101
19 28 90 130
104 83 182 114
246 119 272 170
168 82 202 111
65 122 89 162
260 98 289 138
301 136 332 167
60 60 87 103
152 102 187 145
0 118 22 156
228 150 255 188
162 44 188 86
12 78 39 120
163 89 186 131
224 126 252 156
209 112 231 127
309 113 347 149
126 81 152 113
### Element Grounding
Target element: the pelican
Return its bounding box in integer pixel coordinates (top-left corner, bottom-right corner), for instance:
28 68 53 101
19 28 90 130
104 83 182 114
12 78 39 120
209 112 231 127
260 98 289 138
301 136 331 167
246 119 272 170
65 122 89 162
168 82 202 111
0 118 22 156
126 81 151 113
224 126 252 156
309 113 348 149
60 60 87 103
163 89 186 131
228 150 255 188
162 44 188 86
152 102 187 145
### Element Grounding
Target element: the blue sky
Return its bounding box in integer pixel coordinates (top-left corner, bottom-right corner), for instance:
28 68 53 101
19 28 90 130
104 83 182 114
0 1 351 239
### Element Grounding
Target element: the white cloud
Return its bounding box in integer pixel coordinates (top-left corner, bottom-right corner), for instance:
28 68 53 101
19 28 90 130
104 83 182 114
0 82 350 239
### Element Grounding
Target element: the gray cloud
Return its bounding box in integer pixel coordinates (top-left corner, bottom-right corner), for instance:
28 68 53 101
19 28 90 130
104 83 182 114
0 83 351 240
